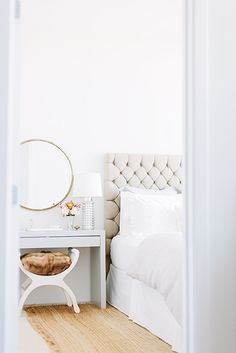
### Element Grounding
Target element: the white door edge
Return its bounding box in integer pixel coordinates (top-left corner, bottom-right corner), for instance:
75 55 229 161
0 0 20 352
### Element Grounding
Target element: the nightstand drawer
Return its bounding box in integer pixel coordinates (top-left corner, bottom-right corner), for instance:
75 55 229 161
20 236 100 249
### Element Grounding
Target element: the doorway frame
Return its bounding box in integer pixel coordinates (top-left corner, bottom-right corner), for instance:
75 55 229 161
184 0 209 352
0 0 210 352
0 0 20 352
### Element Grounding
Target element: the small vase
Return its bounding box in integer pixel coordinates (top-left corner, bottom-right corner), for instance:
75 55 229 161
66 215 75 231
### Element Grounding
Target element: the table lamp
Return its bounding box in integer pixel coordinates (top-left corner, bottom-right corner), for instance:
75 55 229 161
73 173 103 230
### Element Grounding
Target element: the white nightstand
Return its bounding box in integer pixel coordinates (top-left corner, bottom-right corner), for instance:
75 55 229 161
19 229 106 309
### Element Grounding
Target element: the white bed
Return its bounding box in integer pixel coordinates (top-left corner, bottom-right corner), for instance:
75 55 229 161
107 235 183 352
105 154 183 352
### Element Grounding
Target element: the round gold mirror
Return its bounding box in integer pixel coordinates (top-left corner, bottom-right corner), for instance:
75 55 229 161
20 139 73 211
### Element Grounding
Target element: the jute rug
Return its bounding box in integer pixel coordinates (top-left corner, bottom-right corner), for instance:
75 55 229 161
25 304 172 353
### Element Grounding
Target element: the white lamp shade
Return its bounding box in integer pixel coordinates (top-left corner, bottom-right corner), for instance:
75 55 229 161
73 173 103 198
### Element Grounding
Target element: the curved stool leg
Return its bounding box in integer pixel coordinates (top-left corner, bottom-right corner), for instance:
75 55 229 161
60 282 80 313
21 278 31 290
63 289 72 307
18 284 37 316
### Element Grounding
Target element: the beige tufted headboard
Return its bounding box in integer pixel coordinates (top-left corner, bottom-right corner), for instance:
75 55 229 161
104 153 182 272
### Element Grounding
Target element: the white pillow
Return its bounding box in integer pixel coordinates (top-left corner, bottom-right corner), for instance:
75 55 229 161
120 192 181 237
120 185 178 195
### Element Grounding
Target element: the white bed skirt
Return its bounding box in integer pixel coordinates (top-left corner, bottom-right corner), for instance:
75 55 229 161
107 264 182 353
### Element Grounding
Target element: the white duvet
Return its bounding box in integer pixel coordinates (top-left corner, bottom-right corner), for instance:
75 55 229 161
127 232 183 325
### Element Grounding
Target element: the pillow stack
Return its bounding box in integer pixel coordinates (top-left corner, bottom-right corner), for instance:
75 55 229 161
119 186 182 237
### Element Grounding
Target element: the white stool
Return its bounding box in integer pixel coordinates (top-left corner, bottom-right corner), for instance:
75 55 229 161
18 248 80 315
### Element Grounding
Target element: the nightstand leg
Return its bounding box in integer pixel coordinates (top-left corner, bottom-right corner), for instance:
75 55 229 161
90 233 106 308
99 233 106 308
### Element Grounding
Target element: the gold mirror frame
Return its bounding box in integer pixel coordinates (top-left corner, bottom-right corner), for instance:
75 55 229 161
20 139 74 211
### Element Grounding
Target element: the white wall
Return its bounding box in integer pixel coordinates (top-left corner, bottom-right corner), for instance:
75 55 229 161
186 1 236 353
19 0 183 303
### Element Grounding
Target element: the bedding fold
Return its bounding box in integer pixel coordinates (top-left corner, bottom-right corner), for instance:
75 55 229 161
127 232 183 325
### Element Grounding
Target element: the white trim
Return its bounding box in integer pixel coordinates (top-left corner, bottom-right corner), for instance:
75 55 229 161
184 1 209 353
0 0 19 352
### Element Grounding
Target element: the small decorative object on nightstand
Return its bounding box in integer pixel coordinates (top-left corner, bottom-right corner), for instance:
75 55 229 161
73 173 102 230
59 201 81 230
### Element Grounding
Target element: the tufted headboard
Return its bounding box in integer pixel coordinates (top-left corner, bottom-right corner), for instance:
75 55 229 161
104 153 182 271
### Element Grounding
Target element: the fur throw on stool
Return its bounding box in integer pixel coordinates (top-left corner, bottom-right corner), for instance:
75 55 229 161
21 251 72 276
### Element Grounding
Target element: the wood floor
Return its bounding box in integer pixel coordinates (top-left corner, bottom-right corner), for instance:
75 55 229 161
25 304 173 353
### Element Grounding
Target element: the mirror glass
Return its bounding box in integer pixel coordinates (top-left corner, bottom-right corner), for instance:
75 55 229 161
20 139 73 210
